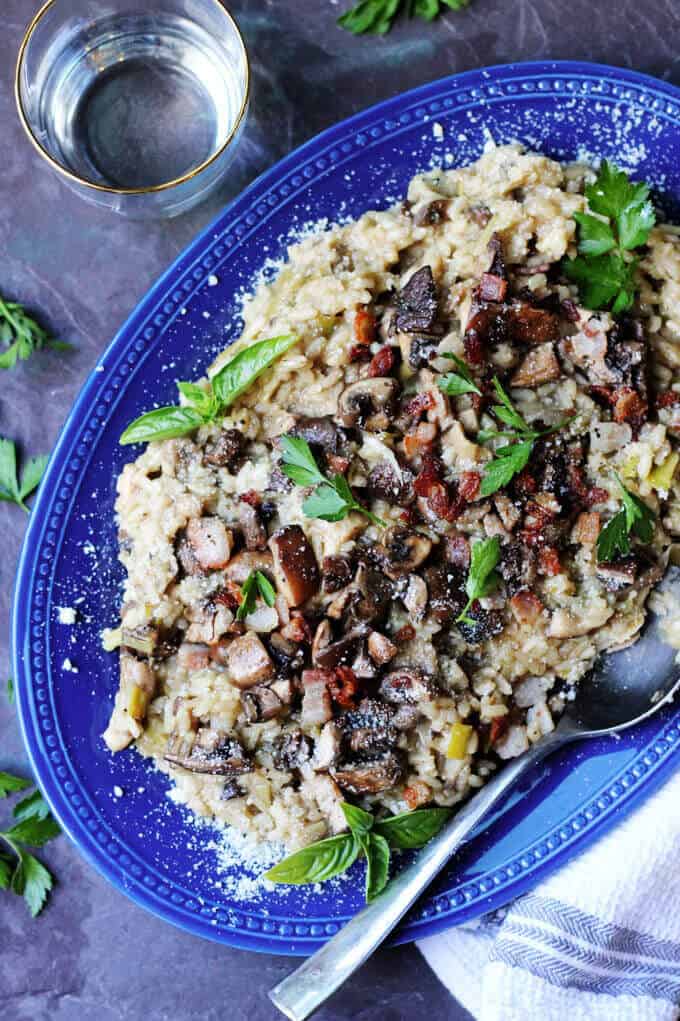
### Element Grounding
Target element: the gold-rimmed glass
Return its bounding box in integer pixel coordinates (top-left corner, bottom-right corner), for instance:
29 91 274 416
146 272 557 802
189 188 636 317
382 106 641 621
16 0 249 219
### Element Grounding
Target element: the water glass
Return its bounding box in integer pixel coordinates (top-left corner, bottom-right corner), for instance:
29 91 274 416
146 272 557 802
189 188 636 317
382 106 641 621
15 0 249 218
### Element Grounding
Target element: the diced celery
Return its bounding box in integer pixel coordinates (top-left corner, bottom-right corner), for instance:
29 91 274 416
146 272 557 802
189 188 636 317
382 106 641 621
620 454 639 480
446 722 472 760
649 452 679 492
127 685 147 720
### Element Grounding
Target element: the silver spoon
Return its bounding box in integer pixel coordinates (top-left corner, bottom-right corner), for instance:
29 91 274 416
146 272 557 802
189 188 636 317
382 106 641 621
270 566 680 1021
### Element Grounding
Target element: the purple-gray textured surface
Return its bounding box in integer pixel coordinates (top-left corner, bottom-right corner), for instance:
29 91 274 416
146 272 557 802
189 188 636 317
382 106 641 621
2 1 679 1018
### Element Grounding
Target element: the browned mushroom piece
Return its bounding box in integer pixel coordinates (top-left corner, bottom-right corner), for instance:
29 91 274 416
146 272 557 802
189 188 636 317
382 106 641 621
394 266 439 334
511 342 561 388
423 565 465 624
203 428 244 470
350 563 393 625
311 619 333 665
226 631 275 688
186 517 234 571
321 555 354 594
221 779 245 801
402 574 428 619
343 699 397 756
331 752 405 795
367 631 398 665
290 416 341 452
366 461 415 505
269 525 320 607
337 377 401 431
350 642 377 679
238 501 268 551
185 601 234 645
273 728 313 770
267 633 305 676
379 668 440 705
300 669 334 726
378 526 432 580
596 559 638 591
240 684 288 723
164 728 251 776
314 626 368 670
391 704 422 731
225 550 274 584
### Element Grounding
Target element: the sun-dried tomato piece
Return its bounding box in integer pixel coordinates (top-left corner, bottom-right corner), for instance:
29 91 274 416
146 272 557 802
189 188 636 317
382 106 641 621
613 387 648 432
394 624 416 644
586 486 609 507
354 307 377 345
657 390 680 409
403 392 436 419
538 546 561 576
368 345 396 378
589 384 616 406
489 715 510 746
458 471 481 502
240 489 261 507
413 453 444 497
463 329 485 366
325 454 350 475
349 343 372 363
328 666 362 709
514 468 538 496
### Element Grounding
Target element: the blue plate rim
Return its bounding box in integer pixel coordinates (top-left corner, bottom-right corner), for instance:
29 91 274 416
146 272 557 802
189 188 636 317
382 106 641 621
12 59 680 954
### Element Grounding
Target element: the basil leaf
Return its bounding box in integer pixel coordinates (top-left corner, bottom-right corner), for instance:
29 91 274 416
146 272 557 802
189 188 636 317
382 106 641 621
341 802 374 838
256 571 277 607
212 334 298 409
375 807 451 849
0 772 31 799
265 833 360 885
365 833 390 901
236 572 258 621
177 381 216 418
120 406 205 445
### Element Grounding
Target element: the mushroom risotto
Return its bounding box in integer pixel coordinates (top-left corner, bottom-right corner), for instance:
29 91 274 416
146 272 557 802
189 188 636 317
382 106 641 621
103 144 680 851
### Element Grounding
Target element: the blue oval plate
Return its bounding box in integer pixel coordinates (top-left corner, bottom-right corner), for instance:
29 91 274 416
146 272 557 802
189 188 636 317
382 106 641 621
13 60 680 955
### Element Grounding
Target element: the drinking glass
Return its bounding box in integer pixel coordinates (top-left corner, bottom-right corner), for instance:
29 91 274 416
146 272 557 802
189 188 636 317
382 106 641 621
15 0 249 218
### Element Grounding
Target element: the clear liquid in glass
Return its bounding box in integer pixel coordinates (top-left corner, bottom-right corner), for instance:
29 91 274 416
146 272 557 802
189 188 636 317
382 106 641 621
37 12 243 189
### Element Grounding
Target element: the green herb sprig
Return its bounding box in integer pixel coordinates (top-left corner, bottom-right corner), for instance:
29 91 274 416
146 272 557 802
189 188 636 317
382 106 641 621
438 353 482 397
478 378 570 497
596 474 656 563
564 161 656 314
0 772 60 916
236 570 277 621
0 295 70 370
339 0 469 35
265 802 450 901
279 435 385 528
0 437 47 512
120 334 299 445
456 537 502 626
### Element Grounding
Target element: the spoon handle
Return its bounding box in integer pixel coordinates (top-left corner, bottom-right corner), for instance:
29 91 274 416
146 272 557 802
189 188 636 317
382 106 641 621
269 732 563 1021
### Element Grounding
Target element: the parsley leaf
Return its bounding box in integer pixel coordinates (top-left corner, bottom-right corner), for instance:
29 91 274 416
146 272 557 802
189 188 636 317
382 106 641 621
456 537 501 625
280 435 385 528
0 438 48 512
0 772 31 799
0 296 68 370
438 354 482 396
338 0 469 35
236 570 277 621
478 378 572 496
0 776 59 916
596 475 656 562
565 161 655 314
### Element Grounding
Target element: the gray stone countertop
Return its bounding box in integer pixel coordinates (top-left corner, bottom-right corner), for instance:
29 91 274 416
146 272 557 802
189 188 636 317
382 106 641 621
1 1 678 1018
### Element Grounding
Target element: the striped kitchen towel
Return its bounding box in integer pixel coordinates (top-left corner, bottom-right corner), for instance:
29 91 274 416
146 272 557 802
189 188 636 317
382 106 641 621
418 770 680 1020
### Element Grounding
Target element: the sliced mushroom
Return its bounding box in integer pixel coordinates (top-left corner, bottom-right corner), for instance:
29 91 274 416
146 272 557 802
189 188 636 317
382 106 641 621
457 608 505 643
350 563 392 625
311 619 333 665
238 501 267 551
321 555 354 594
511 342 561 388
337 377 400 431
596 559 638 591
203 428 244 470
331 752 405 795
164 728 251 776
402 573 428 619
240 684 287 723
391 704 422 731
273 728 313 770
221 779 245 801
378 526 432 580
394 265 438 334
343 699 397 757
225 550 274 584
186 517 234 571
269 525 320 607
314 626 367 670
379 668 439 705
290 416 341 452
423 564 465 624
185 601 234 645
226 631 274 688
267 632 305 676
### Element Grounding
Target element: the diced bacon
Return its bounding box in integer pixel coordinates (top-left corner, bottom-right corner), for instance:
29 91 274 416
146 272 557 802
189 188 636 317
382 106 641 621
489 715 510 746
354 307 377 345
326 454 350 474
444 533 471 568
240 489 261 507
281 611 313 644
574 511 601 545
509 590 544 625
186 517 234 571
226 632 274 688
328 666 362 710
478 273 507 302
458 470 481 502
586 486 609 507
538 546 561 576
463 330 485 366
403 392 436 419
404 422 437 458
657 390 680 409
514 468 537 496
368 346 396 378
301 670 334 726
394 623 416 644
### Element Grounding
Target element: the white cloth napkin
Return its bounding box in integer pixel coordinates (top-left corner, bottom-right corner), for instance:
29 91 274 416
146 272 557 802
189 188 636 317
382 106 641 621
418 770 680 1021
